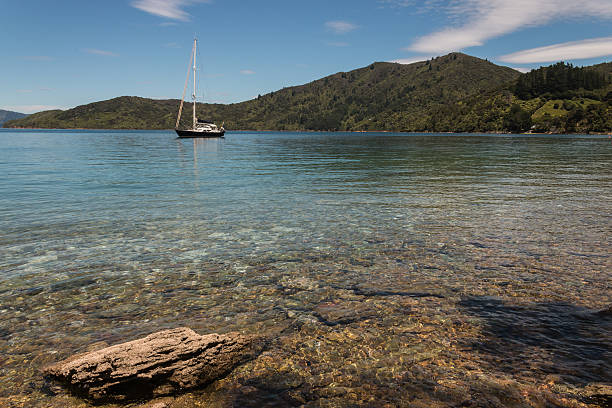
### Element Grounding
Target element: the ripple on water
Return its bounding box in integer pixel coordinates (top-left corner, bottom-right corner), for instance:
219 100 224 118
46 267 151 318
0 130 610 407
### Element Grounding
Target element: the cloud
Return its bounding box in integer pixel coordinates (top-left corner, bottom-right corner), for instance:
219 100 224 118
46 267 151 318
391 56 432 64
378 0 414 8
240 70 255 75
84 48 119 57
327 41 349 47
208 91 232 102
131 0 209 21
15 88 54 93
3 105 64 114
325 20 358 34
513 67 532 73
499 37 612 63
407 0 612 54
22 56 54 61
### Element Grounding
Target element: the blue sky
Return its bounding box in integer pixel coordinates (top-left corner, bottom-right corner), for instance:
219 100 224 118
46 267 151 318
2 0 611 113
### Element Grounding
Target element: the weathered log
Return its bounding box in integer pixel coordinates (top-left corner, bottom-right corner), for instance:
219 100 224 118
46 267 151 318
43 327 253 402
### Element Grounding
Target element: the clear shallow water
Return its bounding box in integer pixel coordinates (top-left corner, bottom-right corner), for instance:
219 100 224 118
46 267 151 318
0 130 610 407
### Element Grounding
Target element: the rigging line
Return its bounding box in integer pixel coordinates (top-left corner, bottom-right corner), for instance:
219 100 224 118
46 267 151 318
176 41 195 129
196 43 203 101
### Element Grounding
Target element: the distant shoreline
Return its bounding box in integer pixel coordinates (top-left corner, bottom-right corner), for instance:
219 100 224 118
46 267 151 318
2 127 611 136
4 57 610 135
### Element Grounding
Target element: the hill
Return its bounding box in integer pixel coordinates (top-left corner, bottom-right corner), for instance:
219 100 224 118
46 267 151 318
207 53 521 131
4 54 611 133
4 53 519 131
4 98 180 130
430 61 611 133
0 109 27 126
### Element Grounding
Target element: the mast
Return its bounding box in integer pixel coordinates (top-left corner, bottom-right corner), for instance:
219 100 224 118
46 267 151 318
175 40 194 130
192 38 197 129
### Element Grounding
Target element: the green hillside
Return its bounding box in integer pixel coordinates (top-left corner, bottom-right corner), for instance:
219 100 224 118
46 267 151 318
430 61 612 133
205 53 521 131
0 109 27 126
5 98 179 130
4 54 611 133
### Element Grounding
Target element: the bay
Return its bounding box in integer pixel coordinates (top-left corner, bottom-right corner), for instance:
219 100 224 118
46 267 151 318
0 129 610 407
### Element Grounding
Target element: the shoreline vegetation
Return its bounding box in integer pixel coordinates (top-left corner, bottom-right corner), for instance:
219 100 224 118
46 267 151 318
4 127 612 135
4 53 611 134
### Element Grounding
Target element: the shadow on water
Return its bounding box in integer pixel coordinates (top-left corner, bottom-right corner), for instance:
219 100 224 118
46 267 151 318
458 297 612 387
229 373 306 408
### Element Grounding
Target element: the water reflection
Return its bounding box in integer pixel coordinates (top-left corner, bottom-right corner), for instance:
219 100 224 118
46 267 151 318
174 137 224 188
0 130 610 407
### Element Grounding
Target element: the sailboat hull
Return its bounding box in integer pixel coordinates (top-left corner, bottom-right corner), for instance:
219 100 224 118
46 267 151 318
175 129 225 138
175 39 226 139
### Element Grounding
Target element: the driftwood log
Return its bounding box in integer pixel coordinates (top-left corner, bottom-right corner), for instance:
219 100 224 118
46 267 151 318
43 327 253 402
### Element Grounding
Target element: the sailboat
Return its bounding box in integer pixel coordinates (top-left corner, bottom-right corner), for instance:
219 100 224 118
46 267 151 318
175 39 225 138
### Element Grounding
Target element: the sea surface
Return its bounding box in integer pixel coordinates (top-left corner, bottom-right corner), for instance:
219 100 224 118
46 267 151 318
0 129 610 407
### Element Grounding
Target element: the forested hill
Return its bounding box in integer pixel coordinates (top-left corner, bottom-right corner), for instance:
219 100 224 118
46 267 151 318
4 54 611 133
4 53 518 130
208 52 520 131
0 109 27 126
434 61 611 133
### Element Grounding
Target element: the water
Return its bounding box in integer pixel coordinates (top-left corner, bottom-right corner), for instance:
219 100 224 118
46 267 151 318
0 129 610 407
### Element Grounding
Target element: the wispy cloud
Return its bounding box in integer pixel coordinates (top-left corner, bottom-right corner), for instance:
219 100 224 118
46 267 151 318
378 0 414 8
131 0 210 21
500 37 612 63
240 70 255 75
3 105 64 114
22 56 54 61
325 20 359 34
208 91 232 103
512 67 532 73
159 21 178 26
391 56 432 64
407 0 612 54
15 88 54 93
84 48 119 57
327 41 349 47
379 0 450 13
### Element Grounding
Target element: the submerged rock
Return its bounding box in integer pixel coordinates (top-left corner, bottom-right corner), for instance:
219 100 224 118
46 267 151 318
43 327 253 403
595 305 612 317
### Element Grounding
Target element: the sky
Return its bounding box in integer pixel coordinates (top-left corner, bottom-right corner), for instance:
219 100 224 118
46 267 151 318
2 0 611 113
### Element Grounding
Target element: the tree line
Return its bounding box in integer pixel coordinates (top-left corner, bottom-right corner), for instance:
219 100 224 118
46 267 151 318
514 62 610 100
